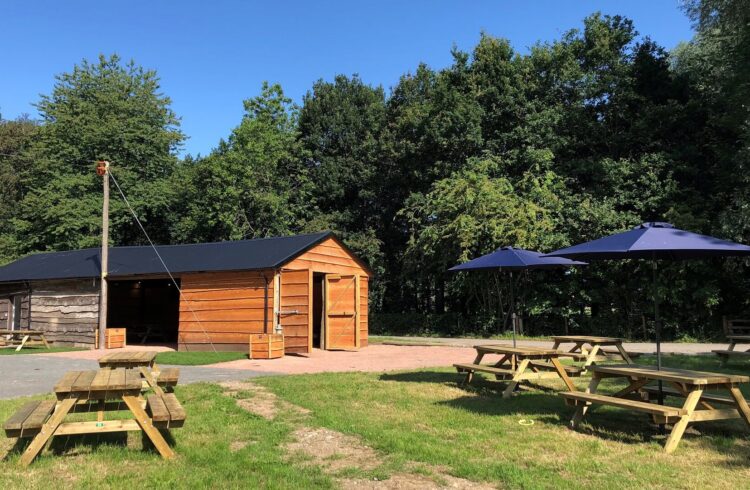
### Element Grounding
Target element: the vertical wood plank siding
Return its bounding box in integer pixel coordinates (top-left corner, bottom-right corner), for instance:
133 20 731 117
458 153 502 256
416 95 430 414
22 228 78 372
283 237 370 353
279 269 309 353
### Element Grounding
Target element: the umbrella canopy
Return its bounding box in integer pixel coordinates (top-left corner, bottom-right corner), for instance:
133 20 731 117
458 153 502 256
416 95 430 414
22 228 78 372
449 247 586 346
545 221 750 410
544 222 750 260
449 246 587 272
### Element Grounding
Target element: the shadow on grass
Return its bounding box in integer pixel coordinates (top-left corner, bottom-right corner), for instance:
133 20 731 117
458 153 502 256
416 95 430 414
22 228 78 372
380 369 750 460
3 428 179 461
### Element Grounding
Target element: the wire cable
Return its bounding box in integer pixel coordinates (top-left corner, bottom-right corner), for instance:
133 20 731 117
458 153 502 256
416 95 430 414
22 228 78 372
108 169 217 352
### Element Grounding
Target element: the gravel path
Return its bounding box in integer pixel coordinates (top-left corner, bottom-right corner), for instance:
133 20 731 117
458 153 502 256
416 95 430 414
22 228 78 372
0 355 278 399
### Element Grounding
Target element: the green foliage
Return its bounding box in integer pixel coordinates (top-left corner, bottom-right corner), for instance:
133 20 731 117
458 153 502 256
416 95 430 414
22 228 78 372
7 54 183 255
4 3 750 340
172 82 305 242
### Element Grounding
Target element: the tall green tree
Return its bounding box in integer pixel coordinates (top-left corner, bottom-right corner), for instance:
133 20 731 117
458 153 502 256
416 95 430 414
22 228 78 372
172 82 306 242
11 54 184 255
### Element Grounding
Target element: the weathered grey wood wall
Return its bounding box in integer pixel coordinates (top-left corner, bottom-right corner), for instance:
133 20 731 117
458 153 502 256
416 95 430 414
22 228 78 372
30 280 99 346
0 283 31 329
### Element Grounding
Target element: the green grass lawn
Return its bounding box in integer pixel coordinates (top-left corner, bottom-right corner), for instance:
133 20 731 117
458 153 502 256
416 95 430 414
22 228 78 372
0 346 86 356
155 351 247 365
0 355 749 488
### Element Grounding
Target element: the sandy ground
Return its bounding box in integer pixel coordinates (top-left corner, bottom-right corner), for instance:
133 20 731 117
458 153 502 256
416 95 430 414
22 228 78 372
33 338 739 377
203 344 481 373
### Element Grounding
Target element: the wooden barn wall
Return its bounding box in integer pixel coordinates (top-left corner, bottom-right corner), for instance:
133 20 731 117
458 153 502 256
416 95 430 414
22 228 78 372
283 237 370 351
359 276 368 347
29 280 99 346
178 271 274 351
0 283 31 330
279 269 309 353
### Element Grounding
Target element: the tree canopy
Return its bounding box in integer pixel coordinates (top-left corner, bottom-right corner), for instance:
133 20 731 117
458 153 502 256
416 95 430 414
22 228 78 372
2 2 749 340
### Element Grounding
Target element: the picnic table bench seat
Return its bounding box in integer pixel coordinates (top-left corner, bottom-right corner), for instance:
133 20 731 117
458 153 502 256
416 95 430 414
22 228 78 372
155 367 180 387
147 393 186 428
528 360 584 376
560 391 685 418
454 363 516 377
713 349 750 357
641 385 735 405
4 400 56 438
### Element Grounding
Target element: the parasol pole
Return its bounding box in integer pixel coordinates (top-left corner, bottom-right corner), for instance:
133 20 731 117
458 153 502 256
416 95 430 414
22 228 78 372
509 270 517 348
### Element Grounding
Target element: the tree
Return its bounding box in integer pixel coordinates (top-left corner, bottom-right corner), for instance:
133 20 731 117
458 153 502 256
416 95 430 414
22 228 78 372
0 115 39 261
11 54 184 255
172 83 306 242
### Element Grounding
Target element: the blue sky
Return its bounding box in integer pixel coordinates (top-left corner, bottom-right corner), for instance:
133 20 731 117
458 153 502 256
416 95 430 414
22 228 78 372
1 1 694 157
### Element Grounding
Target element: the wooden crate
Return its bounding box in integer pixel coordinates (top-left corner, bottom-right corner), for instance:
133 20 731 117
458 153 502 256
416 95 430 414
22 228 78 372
94 328 127 349
248 333 284 359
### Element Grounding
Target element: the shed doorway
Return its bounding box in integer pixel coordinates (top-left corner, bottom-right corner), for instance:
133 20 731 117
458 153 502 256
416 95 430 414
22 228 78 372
312 273 325 348
108 279 180 345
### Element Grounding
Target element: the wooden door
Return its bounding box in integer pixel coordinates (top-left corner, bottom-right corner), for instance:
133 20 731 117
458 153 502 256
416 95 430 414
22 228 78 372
324 274 359 350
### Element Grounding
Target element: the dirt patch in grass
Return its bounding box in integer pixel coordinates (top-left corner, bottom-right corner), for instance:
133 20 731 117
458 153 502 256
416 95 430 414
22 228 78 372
285 427 380 471
341 472 496 490
220 381 309 420
220 381 492 489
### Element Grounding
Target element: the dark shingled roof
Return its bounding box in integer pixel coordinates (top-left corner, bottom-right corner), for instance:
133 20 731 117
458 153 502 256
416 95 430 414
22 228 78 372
0 231 334 283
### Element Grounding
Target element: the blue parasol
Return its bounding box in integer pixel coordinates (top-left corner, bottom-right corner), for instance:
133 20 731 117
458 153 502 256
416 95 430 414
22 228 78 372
449 247 586 346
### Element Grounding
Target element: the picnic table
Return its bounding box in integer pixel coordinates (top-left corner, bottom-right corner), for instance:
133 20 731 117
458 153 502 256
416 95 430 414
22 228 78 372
712 335 750 366
455 345 580 398
551 335 636 369
0 329 49 352
98 351 179 394
7 368 185 465
560 364 750 453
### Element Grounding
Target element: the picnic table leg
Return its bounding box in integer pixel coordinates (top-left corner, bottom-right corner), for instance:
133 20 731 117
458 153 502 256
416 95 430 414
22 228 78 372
492 355 510 380
570 374 601 428
502 359 530 398
614 343 633 364
582 345 601 369
14 335 30 352
19 397 77 466
139 366 164 396
728 340 737 352
728 385 750 429
550 357 576 392
612 377 650 398
122 395 175 460
97 400 106 422
40 334 50 349
663 388 703 454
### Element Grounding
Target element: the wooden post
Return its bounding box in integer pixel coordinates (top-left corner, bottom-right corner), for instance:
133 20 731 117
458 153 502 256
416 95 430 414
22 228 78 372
97 161 110 350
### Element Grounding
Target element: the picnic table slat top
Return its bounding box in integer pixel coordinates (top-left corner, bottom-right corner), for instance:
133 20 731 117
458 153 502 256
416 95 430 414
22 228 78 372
552 335 624 343
98 351 157 365
475 344 560 356
726 335 750 341
589 364 750 385
0 329 45 335
54 369 141 394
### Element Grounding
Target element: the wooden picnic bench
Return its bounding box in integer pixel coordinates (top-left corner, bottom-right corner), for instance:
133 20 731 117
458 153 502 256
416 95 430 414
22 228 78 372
551 335 638 369
455 344 580 398
4 368 186 465
712 335 750 365
0 329 49 352
98 351 178 394
560 364 750 453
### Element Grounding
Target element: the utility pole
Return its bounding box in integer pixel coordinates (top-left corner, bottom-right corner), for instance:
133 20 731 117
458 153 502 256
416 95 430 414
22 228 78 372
96 161 110 350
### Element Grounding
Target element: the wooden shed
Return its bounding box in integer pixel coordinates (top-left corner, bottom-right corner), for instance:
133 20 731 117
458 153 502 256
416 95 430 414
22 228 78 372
0 232 371 353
